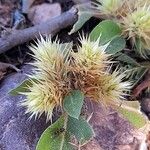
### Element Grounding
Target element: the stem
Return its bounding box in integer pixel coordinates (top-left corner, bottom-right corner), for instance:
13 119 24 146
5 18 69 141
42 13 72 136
60 113 69 150
64 113 69 130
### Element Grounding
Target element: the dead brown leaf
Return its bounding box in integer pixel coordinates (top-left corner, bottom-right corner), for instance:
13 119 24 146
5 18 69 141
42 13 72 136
0 4 12 27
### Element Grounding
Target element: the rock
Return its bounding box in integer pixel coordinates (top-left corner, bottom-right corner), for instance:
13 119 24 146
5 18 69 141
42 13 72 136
81 100 147 150
28 3 61 25
22 0 45 14
0 65 50 150
22 0 35 14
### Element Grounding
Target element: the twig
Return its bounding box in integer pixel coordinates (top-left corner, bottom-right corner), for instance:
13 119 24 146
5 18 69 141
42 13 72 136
0 7 78 54
0 62 20 72
132 80 150 98
132 70 150 98
73 0 90 4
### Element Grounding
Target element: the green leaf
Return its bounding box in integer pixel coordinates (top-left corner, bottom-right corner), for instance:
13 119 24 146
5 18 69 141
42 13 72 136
116 53 140 66
135 37 147 58
116 53 148 87
90 20 122 44
117 101 147 129
36 115 73 150
119 108 147 129
9 78 36 96
67 116 94 145
63 90 84 119
105 36 126 54
69 5 93 34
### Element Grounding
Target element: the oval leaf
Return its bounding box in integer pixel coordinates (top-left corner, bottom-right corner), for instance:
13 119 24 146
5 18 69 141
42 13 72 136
63 90 84 119
117 101 147 129
36 115 73 150
90 20 121 44
67 116 94 145
105 36 126 54
69 4 93 34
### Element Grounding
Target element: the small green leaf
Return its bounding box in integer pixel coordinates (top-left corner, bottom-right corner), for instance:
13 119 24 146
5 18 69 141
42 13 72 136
119 108 147 129
105 36 126 54
69 5 93 34
90 20 122 44
117 101 147 129
9 78 36 96
121 101 140 109
63 90 84 119
67 116 94 145
36 115 73 150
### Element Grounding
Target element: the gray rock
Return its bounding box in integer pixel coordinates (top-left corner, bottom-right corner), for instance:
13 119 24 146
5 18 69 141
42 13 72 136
0 65 50 150
81 100 146 150
28 3 62 25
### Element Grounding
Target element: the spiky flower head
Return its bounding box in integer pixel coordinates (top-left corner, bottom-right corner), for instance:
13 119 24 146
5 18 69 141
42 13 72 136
136 0 150 7
29 36 71 76
92 0 128 19
121 4 150 57
22 35 131 121
22 81 56 120
22 36 72 121
71 35 131 104
72 35 111 73
96 70 131 104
